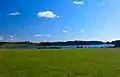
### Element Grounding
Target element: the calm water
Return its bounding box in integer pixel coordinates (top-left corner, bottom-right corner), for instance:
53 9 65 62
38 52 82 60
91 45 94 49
41 44 115 48
7 44 115 49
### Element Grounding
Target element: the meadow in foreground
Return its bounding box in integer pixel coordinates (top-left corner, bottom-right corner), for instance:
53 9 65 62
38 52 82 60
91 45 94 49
0 49 120 77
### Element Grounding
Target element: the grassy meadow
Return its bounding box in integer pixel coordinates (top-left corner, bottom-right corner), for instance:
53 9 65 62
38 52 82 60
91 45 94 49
0 49 120 77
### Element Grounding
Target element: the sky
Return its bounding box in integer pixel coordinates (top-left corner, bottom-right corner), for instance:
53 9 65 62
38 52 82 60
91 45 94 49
0 0 120 42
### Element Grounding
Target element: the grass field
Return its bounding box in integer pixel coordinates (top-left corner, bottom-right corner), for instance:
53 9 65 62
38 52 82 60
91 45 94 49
0 49 120 77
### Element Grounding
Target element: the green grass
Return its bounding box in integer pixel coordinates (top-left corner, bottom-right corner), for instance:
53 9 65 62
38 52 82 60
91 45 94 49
1 44 36 47
0 48 120 77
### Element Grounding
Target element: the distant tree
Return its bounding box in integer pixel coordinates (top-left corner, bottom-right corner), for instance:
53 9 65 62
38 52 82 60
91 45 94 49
37 41 104 46
105 41 111 44
112 40 120 47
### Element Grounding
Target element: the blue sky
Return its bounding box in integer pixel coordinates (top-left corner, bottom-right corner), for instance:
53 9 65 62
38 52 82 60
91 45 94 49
0 0 120 42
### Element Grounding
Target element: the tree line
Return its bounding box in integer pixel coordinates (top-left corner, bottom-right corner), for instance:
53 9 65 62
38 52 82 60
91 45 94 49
0 40 120 47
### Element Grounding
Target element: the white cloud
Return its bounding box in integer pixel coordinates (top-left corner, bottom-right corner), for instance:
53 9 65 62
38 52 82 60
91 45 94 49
34 34 42 37
9 12 20 16
9 35 14 41
37 11 59 19
56 16 60 18
0 36 3 40
46 34 51 37
62 30 68 33
10 36 14 38
80 29 84 33
34 34 51 37
73 1 84 5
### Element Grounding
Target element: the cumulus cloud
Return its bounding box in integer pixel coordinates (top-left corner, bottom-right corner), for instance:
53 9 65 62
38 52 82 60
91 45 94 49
80 29 84 33
62 30 68 33
73 1 84 5
9 12 20 16
37 11 59 19
34 34 42 37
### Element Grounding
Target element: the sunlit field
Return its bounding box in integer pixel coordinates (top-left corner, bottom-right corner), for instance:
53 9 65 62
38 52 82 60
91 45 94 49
0 49 120 77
